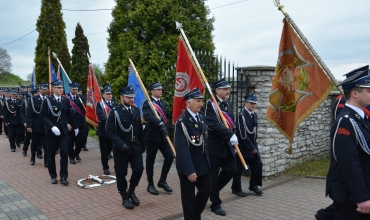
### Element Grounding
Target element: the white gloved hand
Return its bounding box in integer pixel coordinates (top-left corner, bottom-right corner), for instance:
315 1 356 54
51 126 61 136
230 134 238 145
74 128 79 136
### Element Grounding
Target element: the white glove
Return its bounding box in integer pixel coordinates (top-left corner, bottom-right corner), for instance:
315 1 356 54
230 134 238 145
51 126 61 136
74 128 79 136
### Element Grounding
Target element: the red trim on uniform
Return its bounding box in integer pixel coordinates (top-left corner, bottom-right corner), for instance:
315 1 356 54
337 103 344 108
337 127 350 136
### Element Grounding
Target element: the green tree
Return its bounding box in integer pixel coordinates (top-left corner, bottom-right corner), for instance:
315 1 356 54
70 23 90 94
34 0 71 84
105 0 215 100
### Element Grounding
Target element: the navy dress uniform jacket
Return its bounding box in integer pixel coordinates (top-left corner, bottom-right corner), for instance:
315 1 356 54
235 108 260 158
67 93 86 128
142 98 167 143
105 104 145 155
39 96 76 136
4 99 23 125
326 106 370 205
26 95 45 133
175 109 211 177
205 99 235 158
96 100 118 137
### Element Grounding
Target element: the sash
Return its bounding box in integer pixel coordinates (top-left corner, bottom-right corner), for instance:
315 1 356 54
99 100 111 116
209 99 235 130
66 95 84 117
152 102 167 124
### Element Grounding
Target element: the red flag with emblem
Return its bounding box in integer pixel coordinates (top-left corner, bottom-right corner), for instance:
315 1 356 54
86 63 101 128
266 19 333 154
173 36 204 122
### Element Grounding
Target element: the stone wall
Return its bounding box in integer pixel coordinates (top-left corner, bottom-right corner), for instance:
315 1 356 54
235 66 340 178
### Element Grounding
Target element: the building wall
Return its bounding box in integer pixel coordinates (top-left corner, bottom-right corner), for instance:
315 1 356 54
235 66 339 178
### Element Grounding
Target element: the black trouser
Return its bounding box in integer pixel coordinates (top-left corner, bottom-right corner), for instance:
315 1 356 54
16 127 25 144
68 125 88 159
316 203 335 220
209 151 237 211
179 173 212 220
231 155 263 192
45 134 69 179
334 201 370 220
0 117 3 133
98 136 112 170
7 124 23 149
22 130 32 151
113 146 143 193
145 139 174 185
28 132 44 156
4 121 8 136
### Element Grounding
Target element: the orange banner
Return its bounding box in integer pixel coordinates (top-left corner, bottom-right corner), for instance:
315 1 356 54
86 63 101 128
266 19 333 153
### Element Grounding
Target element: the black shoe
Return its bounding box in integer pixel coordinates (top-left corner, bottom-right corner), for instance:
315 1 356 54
51 178 58 184
104 169 110 175
70 159 76 164
128 192 140 206
212 208 226 216
44 163 48 168
60 178 69 185
22 150 27 156
75 155 81 161
147 185 159 195
83 146 88 151
30 156 35 165
157 180 173 192
122 199 134 209
249 186 263 195
108 153 113 158
37 154 43 159
232 191 247 197
16 142 21 148
11 148 15 152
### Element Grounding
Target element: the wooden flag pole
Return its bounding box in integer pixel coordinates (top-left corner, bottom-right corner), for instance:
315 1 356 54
273 0 342 93
176 21 248 171
128 58 176 157
48 47 52 94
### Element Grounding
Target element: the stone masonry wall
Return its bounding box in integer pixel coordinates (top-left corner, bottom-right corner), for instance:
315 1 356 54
235 66 340 178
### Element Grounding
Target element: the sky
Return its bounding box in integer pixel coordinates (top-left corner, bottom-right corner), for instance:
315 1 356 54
0 0 369 82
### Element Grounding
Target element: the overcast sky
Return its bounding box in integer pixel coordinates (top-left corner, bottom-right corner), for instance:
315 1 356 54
0 0 369 82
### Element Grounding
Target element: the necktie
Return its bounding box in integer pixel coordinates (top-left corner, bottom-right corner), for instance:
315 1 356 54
57 98 60 103
108 101 111 107
251 113 254 119
195 115 200 123
128 107 132 114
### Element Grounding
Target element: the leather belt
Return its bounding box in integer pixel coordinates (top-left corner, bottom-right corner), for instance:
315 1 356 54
122 136 138 142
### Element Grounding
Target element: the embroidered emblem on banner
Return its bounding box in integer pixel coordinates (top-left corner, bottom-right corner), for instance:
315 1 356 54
87 88 95 108
174 72 190 97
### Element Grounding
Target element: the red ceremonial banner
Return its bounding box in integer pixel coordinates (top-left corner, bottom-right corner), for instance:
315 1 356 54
266 19 333 153
172 36 204 122
86 63 101 128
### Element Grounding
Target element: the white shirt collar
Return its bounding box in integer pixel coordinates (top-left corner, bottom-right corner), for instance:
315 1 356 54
187 108 199 122
123 104 131 110
245 107 254 115
345 103 364 119
216 96 224 102
152 96 160 102
53 94 61 100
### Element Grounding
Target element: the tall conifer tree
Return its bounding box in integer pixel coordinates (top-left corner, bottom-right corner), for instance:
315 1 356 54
70 23 90 94
34 0 71 84
105 0 215 97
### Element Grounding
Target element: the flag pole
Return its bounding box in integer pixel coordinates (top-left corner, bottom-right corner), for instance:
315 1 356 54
48 47 52 94
52 52 86 111
176 21 248 171
273 0 342 93
128 58 176 157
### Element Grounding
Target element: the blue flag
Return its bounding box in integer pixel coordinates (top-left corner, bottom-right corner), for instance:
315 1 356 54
50 62 58 82
58 65 71 94
127 66 146 116
31 68 35 89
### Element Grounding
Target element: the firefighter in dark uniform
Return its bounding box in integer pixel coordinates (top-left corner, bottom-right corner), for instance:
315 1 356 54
143 81 174 195
232 94 263 196
16 91 26 145
40 80 77 185
20 90 37 157
78 86 89 152
175 88 212 220
326 65 370 219
67 82 87 164
2 89 10 137
96 85 118 175
106 87 145 210
26 85 48 166
0 88 4 135
205 78 238 216
4 89 23 152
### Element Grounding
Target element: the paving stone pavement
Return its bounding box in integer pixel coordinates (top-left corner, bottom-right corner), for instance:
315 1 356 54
0 132 332 219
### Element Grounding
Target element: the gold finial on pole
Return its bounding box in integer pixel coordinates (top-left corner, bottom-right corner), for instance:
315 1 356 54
273 0 287 14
